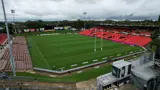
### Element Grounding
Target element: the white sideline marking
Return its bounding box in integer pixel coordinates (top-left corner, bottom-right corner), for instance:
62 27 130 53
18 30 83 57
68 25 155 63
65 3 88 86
130 51 133 53
71 64 77 67
82 62 88 64
102 57 108 59
93 59 98 62
117 54 121 56
31 38 50 69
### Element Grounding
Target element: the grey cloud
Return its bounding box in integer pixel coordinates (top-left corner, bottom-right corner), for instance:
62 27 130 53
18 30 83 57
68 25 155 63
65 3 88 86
74 0 103 4
0 0 160 21
122 0 140 4
49 0 65 2
24 11 59 16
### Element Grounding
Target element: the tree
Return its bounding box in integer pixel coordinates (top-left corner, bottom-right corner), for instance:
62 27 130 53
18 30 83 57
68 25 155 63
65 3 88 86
3 23 14 34
151 30 160 40
158 15 160 25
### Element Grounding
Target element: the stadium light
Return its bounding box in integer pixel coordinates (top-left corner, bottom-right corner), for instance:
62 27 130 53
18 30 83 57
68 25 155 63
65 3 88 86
1 0 16 76
83 12 87 30
11 9 17 33
94 28 97 52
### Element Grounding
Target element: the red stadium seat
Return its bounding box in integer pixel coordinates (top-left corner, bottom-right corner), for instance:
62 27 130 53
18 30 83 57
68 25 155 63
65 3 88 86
0 34 7 45
79 27 152 47
1 36 32 72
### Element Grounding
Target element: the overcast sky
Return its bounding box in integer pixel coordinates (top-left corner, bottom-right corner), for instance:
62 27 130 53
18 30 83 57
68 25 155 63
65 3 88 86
0 0 160 21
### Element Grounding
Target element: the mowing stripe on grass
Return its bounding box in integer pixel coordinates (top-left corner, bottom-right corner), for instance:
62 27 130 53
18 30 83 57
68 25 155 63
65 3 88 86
31 37 50 69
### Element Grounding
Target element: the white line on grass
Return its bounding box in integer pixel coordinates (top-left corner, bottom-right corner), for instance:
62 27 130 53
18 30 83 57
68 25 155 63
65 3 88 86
31 37 50 69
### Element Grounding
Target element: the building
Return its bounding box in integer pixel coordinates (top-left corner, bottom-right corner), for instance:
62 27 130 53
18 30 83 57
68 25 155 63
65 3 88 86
97 60 131 90
97 51 160 90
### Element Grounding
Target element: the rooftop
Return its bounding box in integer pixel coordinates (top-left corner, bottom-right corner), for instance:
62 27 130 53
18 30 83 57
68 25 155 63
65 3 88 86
132 61 160 81
97 73 116 86
113 60 131 68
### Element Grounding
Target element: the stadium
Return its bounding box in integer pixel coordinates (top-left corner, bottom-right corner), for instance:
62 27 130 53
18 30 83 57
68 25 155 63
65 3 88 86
0 0 160 90
1 26 150 73
0 25 155 86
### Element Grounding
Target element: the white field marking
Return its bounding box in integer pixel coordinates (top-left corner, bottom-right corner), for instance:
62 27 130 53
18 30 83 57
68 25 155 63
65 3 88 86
60 67 65 69
71 64 77 67
93 59 98 62
82 62 88 64
31 38 50 69
94 66 99 69
77 70 83 73
130 51 133 53
102 57 108 59
117 54 121 56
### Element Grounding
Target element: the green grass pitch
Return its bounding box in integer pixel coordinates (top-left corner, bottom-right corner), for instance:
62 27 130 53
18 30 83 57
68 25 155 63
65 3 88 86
27 34 142 71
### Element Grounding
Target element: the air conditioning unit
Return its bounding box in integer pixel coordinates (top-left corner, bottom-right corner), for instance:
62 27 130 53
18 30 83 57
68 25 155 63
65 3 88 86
112 60 131 78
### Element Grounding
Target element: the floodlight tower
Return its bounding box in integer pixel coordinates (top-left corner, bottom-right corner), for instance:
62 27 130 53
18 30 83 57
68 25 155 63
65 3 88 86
11 9 17 33
83 12 87 30
1 0 16 76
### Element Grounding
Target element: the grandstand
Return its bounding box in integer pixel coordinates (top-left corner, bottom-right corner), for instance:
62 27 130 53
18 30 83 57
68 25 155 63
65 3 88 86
0 34 7 49
79 27 152 47
0 36 32 72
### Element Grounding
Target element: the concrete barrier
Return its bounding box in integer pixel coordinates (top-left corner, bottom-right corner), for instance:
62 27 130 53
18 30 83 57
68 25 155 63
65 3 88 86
34 50 146 74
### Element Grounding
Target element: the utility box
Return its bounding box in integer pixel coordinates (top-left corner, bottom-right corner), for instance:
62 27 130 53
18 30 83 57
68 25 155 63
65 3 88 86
112 60 131 78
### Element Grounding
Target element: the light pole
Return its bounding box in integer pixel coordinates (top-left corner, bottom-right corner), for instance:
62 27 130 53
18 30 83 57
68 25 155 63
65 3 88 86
83 12 87 30
11 9 17 33
94 28 97 52
1 0 16 76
